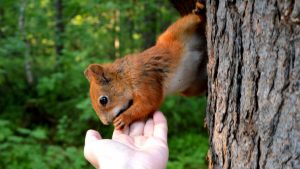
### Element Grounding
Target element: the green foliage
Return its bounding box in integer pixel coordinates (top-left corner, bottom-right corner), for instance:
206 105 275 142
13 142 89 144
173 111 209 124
162 96 208 169
162 96 207 135
168 133 209 169
0 119 92 169
0 0 208 168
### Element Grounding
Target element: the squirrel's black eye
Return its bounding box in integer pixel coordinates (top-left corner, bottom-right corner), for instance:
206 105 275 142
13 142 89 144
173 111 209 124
99 96 108 106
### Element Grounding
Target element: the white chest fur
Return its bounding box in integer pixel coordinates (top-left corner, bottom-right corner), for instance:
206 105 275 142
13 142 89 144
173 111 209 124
164 36 204 95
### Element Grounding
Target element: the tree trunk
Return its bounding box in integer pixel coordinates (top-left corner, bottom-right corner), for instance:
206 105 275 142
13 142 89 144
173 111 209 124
54 0 64 63
113 9 120 58
206 0 300 169
0 7 4 38
141 0 157 49
19 0 34 86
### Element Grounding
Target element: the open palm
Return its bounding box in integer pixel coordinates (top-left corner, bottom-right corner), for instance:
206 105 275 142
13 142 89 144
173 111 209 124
84 111 169 169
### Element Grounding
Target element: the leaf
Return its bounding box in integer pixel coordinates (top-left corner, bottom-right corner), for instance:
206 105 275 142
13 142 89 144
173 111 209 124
31 128 47 140
17 128 31 135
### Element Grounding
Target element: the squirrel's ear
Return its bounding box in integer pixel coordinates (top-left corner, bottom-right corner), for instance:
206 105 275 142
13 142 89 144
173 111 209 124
84 64 104 82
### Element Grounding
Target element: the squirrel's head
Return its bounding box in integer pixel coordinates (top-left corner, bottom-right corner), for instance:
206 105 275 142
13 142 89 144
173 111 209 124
84 64 133 125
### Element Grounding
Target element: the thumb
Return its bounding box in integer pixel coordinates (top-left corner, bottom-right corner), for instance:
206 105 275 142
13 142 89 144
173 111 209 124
84 129 102 168
85 129 102 144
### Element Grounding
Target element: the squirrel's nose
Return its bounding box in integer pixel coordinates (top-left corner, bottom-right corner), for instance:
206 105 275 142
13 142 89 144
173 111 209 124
98 114 110 125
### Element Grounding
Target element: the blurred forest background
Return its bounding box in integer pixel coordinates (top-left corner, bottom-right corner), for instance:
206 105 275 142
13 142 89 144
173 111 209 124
0 0 208 168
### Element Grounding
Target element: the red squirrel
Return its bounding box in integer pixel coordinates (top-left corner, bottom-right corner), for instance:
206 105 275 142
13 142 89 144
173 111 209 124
84 1 207 129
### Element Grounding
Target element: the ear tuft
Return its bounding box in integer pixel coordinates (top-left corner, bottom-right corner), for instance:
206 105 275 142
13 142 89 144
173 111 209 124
84 64 103 82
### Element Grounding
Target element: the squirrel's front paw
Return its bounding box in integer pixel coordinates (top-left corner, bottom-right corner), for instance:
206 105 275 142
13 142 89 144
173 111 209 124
113 114 132 130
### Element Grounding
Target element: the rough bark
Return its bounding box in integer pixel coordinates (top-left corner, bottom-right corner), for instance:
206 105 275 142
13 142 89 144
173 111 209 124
206 0 300 169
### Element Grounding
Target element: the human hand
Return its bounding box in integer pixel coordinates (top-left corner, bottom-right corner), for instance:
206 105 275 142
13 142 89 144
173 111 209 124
84 111 169 169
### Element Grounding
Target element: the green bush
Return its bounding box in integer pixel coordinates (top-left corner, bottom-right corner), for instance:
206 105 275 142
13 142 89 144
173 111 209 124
0 120 91 169
168 133 208 169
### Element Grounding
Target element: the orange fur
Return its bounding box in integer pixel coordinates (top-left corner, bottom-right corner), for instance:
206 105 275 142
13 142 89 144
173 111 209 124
84 14 207 129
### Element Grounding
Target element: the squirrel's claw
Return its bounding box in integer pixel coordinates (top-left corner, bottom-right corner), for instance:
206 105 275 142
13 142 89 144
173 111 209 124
113 114 130 130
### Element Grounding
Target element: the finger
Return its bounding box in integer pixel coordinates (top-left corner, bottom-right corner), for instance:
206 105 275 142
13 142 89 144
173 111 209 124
144 118 154 137
84 148 99 169
84 130 102 168
85 129 102 144
153 111 168 142
123 125 130 135
129 120 145 136
112 125 129 139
